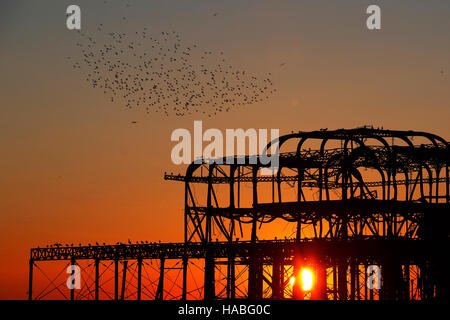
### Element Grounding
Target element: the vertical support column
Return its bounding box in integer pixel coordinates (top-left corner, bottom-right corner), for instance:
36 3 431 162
277 169 282 203
251 167 258 243
204 248 215 300
356 264 360 300
297 167 304 202
272 172 275 203
120 260 128 300
205 166 215 243
28 259 34 300
248 250 263 299
237 166 241 208
418 262 425 300
256 259 263 299
248 255 263 300
184 181 188 244
95 259 99 300
381 261 390 300
403 264 410 301
272 256 282 299
446 163 449 203
350 260 356 300
248 167 260 300
156 258 165 300
229 165 236 209
338 216 348 301
182 256 188 300
137 258 142 300
292 255 303 300
338 259 348 300
364 264 368 300
70 257 76 301
369 265 374 300
333 263 338 300
313 264 327 300
381 258 403 300
226 253 235 299
114 258 119 300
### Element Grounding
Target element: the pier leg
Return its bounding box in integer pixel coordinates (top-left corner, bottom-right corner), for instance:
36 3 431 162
114 259 119 300
226 255 235 299
137 258 142 300
156 258 165 300
272 256 282 299
204 253 215 300
292 257 303 300
28 259 34 300
121 261 128 300
338 259 348 300
70 258 76 301
95 259 99 300
313 264 327 300
182 256 188 300
350 260 356 300
333 263 338 300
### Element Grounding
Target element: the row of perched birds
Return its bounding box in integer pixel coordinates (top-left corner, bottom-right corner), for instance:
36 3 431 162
41 240 162 248
68 22 275 117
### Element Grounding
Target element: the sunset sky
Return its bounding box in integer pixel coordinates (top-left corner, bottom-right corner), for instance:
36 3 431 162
0 0 449 299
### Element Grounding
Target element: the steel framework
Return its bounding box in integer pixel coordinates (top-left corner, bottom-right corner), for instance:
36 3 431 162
28 127 449 300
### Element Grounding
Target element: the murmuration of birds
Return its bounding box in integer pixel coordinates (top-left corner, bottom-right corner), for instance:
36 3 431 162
67 9 276 117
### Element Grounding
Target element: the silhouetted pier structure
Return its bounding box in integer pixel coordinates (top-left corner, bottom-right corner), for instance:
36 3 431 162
29 128 449 300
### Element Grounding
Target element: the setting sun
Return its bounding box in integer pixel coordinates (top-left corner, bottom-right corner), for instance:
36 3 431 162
301 269 313 291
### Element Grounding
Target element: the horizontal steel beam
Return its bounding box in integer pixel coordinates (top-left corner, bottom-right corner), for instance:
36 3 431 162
30 238 434 262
